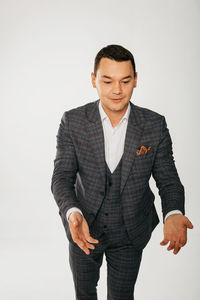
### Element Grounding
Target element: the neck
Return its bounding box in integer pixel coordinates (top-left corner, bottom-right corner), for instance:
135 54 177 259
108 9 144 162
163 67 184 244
101 102 129 127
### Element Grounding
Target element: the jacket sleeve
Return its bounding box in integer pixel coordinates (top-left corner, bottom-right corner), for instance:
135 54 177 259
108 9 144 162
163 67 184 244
51 111 81 222
152 116 185 223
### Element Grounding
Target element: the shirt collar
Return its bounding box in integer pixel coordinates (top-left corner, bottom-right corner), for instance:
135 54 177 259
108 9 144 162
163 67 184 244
98 100 131 123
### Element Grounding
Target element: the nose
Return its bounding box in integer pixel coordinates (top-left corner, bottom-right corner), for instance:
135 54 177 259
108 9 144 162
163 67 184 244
112 82 122 95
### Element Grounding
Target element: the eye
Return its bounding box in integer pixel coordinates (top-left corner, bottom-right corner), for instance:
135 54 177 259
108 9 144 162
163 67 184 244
122 81 130 84
104 81 111 84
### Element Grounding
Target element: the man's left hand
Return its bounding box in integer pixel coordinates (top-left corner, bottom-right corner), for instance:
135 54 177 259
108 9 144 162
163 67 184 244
160 214 194 255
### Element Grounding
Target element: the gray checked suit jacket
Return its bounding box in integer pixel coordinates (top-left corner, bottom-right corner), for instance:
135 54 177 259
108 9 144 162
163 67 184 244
51 99 185 250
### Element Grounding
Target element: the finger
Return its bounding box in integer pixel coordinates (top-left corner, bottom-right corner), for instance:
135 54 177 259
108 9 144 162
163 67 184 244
74 233 94 253
174 247 181 255
173 241 181 255
167 240 175 251
79 235 96 250
85 235 99 244
160 238 169 246
76 239 91 255
79 243 90 255
81 221 99 244
85 241 95 250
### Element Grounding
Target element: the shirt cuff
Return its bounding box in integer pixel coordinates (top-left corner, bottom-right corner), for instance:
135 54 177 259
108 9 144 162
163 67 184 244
164 210 183 222
66 207 83 221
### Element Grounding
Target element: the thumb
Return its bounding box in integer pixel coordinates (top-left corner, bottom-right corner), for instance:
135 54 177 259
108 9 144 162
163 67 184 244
186 219 194 229
160 238 169 246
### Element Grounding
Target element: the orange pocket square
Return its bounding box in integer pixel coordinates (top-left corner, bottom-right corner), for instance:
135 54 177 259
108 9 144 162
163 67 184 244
136 146 151 156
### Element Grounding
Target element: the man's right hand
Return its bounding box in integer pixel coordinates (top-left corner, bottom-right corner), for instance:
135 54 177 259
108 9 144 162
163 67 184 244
68 212 99 255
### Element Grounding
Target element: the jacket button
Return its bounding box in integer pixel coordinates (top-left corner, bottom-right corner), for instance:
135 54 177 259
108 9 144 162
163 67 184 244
109 181 112 186
100 191 104 196
104 225 107 228
105 213 109 216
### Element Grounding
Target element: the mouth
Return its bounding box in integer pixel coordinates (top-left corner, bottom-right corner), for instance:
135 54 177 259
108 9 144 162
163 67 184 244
111 98 122 102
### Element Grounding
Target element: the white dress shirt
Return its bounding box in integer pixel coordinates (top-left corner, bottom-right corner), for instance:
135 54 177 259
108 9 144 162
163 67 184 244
66 100 182 222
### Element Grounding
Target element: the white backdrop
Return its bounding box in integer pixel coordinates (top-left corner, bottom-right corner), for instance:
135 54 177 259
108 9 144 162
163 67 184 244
0 0 199 299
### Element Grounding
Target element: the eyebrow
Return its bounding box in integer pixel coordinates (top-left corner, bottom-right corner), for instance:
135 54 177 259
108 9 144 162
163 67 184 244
101 75 132 80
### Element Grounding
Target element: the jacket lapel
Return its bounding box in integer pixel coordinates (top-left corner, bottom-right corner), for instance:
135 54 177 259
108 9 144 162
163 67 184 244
86 99 144 193
86 100 106 188
120 102 144 193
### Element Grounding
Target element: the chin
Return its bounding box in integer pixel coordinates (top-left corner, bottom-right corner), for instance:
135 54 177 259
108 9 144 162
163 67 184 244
102 100 128 112
112 102 127 108
111 105 125 112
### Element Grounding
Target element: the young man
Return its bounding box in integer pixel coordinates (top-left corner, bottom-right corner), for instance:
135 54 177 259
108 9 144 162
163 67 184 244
51 44 193 300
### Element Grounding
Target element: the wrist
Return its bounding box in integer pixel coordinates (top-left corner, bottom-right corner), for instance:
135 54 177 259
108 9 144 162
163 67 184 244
165 213 183 223
66 207 83 221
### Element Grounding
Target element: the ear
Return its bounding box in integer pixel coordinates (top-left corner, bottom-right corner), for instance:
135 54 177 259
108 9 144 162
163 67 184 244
133 72 138 88
91 72 96 88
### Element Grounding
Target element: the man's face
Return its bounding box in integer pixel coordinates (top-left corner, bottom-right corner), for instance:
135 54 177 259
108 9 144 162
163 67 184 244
91 57 137 113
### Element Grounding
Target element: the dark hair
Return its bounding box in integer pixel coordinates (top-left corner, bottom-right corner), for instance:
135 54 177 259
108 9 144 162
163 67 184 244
94 44 136 78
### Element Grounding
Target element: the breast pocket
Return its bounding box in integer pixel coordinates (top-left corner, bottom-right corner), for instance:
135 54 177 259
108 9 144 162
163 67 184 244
135 148 154 162
133 149 155 175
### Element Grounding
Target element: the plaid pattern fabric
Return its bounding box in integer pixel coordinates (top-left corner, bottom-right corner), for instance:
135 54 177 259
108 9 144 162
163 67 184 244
90 158 124 237
69 233 143 300
69 157 143 299
51 98 185 251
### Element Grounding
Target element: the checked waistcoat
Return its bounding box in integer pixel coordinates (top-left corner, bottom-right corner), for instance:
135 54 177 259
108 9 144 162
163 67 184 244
90 154 130 241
